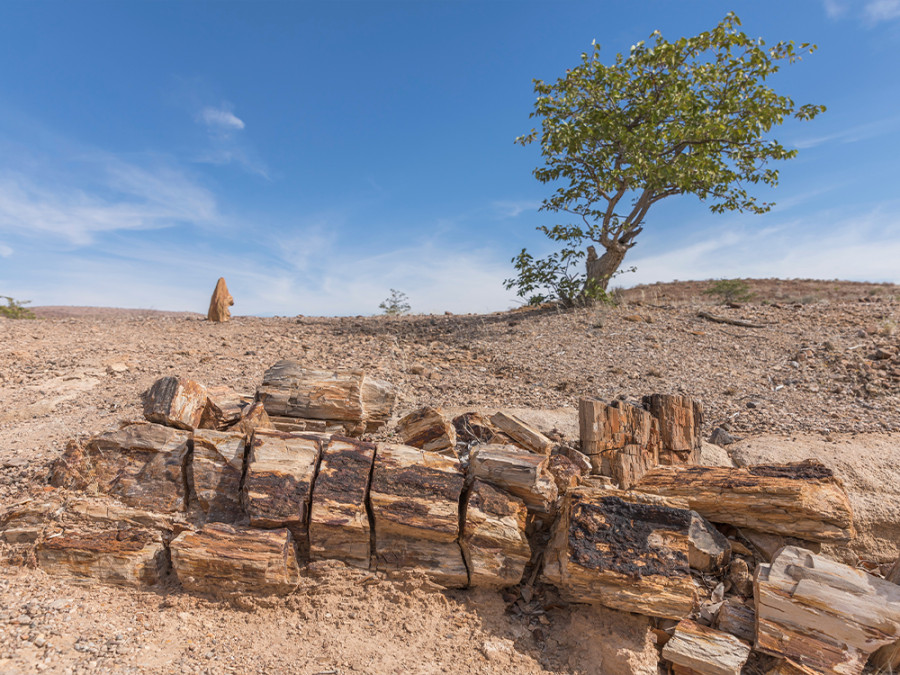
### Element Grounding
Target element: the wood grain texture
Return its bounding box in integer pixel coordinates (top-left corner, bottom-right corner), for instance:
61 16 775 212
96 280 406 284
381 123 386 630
200 385 247 430
662 619 750 675
397 406 456 453
461 480 530 588
578 398 660 486
190 428 247 523
642 394 702 466
143 376 209 430
469 444 558 514
489 412 552 454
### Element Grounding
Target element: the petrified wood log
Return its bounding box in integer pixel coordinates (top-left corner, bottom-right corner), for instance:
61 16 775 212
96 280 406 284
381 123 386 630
170 523 301 595
461 480 530 588
715 597 756 643
754 545 900 675
242 430 320 541
633 461 854 543
542 487 697 619
143 376 209 430
257 361 396 435
662 619 751 675
308 436 375 569
200 385 247 430
642 394 702 466
872 557 900 672
207 277 234 323
452 412 496 444
738 528 820 562
469 444 558 514
489 412 552 454
397 406 456 453
36 528 168 587
190 429 247 523
578 398 660 485
369 443 467 587
764 661 819 675
229 400 274 436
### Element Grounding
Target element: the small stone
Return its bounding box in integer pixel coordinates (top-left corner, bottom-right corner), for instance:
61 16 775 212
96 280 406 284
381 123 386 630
106 362 129 375
728 558 754 597
708 427 735 447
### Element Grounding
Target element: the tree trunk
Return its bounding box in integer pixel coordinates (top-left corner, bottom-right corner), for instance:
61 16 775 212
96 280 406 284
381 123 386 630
584 243 627 294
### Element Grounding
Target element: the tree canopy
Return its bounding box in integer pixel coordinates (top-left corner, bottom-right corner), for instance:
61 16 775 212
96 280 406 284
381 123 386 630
506 12 825 307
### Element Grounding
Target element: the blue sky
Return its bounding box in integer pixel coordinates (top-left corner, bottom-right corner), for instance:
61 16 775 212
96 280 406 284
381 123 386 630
1 1 899 315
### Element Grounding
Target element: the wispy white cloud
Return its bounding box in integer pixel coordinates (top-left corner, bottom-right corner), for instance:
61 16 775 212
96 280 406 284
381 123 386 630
199 106 245 131
823 0 847 17
0 242 12 257
865 0 900 22
791 116 900 149
492 199 541 219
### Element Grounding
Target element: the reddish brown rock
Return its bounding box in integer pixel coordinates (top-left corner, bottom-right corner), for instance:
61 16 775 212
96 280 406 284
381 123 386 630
452 412 496 444
200 385 247 430
469 444 558 514
490 412 552 454
143 376 209 430
308 436 375 569
662 619 750 675
207 277 234 323
229 400 274 436
578 398 660 486
642 394 702 466
190 428 247 523
396 406 456 453
461 480 530 588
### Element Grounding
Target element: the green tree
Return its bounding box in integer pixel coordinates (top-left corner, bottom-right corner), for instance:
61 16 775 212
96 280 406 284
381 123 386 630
506 13 824 307
379 289 411 316
0 296 36 319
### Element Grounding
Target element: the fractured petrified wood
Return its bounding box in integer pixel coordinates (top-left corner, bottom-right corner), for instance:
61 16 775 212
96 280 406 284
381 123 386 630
369 443 467 587
643 394 702 466
542 487 697 619
633 461 854 543
200 385 247 430
578 398 660 486
764 661 819 675
257 361 396 436
242 430 320 541
396 406 456 453
36 528 168 587
452 412 496 444
755 545 900 675
308 436 375 569
872 556 900 671
461 480 530 588
143 376 209 430
661 619 750 675
715 597 755 643
229 400 274 436
190 429 247 522
469 444 558 514
489 412 552 454
688 513 730 572
170 523 301 595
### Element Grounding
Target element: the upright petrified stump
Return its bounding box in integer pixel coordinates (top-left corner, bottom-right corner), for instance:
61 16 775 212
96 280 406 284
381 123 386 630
662 620 751 675
369 443 467 587
578 398 660 486
542 487 697 619
143 376 209 430
36 528 168 588
190 429 247 523
257 361 396 435
308 436 376 569
396 406 456 453
207 277 234 323
755 545 900 675
242 430 320 543
469 444 558 514
642 394 702 466
489 412 552 454
171 523 301 595
633 461 855 543
200 386 247 430
461 480 530 588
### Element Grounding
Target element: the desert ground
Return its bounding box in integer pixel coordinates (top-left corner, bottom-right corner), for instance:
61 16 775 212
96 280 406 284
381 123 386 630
1 278 899 674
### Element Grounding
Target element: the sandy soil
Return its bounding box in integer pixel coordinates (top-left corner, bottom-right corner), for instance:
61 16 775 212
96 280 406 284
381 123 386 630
1 281 899 674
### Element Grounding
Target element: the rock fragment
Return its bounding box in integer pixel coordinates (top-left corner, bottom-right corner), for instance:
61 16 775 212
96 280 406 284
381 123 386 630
461 480 530 588
489 412 552 454
661 619 750 675
143 376 209 430
396 406 456 453
469 444 558 514
190 428 247 522
207 277 234 323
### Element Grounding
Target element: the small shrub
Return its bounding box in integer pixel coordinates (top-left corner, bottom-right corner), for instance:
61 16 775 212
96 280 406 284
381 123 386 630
379 289 411 316
0 296 36 319
703 279 755 304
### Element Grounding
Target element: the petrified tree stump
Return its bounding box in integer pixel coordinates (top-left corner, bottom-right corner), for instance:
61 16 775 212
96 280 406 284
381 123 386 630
578 398 660 486
242 430 320 544
143 376 209 430
308 436 375 569
633 461 855 543
542 487 697 619
207 277 234 323
469 444 558 514
190 429 247 523
396 406 456 453
257 361 396 435
171 523 301 595
369 443 467 587
461 480 530 588
642 394 702 466
755 545 900 675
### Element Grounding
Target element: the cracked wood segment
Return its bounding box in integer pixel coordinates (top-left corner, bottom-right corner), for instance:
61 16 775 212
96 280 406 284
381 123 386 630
688 512 731 572
578 398 660 485
715 597 756 643
754 545 900 675
633 461 855 543
872 557 900 672
461 480 530 588
489 412 552 454
36 528 168 587
662 620 750 675
257 361 396 436
190 429 247 523
308 436 375 569
171 523 300 595
229 400 274 436
200 386 247 430
542 487 697 619
642 394 702 466
469 444 558 514
369 443 466 587
143 376 209 430
67 422 191 513
397 406 456 453
242 430 320 540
